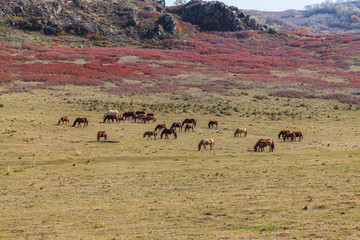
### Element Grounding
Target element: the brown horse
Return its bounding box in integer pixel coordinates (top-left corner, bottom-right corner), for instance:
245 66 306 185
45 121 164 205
254 139 274 152
103 114 118 123
278 130 290 139
97 131 107 142
155 124 167 132
161 128 177 139
143 130 157 140
208 120 218 129
143 116 156 123
115 114 124 122
234 128 247 137
58 116 69 125
182 118 196 127
136 110 146 115
198 138 214 151
72 117 88 127
147 113 155 117
293 131 303 141
133 114 146 122
184 123 194 132
123 111 135 120
171 122 183 132
283 133 296 142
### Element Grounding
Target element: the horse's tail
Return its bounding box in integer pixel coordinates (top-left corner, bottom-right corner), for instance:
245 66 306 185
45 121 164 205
244 130 247 137
97 132 100 141
174 132 177 139
194 120 196 127
85 118 88 126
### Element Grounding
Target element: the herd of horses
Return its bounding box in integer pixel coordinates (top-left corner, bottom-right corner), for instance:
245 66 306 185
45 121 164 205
58 110 303 151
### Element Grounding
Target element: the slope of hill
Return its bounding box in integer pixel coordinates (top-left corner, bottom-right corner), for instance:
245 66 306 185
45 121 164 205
249 1 360 34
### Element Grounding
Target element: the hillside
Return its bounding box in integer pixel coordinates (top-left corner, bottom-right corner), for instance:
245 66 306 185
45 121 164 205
0 0 273 46
249 1 360 34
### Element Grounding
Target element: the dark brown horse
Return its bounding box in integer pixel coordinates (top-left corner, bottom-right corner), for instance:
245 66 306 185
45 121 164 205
208 120 218 129
155 124 167 132
123 111 135 120
103 114 118 123
182 118 196 127
293 131 303 141
184 123 194 132
97 131 107 142
144 116 156 123
143 130 157 140
146 113 155 117
72 117 88 127
133 114 146 122
283 133 296 142
136 110 146 115
171 122 182 132
58 116 69 125
278 130 290 139
254 139 274 152
161 128 177 139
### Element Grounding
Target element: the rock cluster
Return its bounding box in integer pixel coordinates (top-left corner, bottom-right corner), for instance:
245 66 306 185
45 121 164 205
176 0 276 33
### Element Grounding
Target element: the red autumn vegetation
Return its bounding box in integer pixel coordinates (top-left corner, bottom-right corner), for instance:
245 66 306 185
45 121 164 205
0 21 359 103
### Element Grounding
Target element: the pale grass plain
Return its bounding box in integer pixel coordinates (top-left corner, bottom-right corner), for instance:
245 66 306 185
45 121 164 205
1 85 360 239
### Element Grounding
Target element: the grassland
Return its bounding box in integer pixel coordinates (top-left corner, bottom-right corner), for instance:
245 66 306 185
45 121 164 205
1 85 360 239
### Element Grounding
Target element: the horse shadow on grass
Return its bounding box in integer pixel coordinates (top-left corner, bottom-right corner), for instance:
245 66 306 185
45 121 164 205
88 140 120 143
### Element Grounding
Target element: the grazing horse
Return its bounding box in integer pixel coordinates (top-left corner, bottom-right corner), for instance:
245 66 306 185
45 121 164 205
115 114 124 122
198 138 214 151
293 131 303 141
182 118 196 127
283 133 296 142
103 114 118 123
72 117 88 127
278 130 290 139
208 120 218 129
155 124 167 132
234 128 247 137
161 128 177 139
171 122 182 132
136 110 146 115
97 131 107 142
58 116 69 125
184 123 194 132
123 111 135 120
144 116 156 123
133 114 146 122
254 139 274 152
143 130 157 140
104 110 119 118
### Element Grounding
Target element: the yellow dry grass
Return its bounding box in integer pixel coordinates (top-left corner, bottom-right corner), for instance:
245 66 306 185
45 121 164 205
0 86 360 239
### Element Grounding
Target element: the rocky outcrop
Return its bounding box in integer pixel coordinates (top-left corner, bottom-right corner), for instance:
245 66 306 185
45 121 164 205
175 0 276 33
0 0 177 42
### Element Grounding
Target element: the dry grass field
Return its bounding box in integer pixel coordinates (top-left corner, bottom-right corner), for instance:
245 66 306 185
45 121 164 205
1 86 360 239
